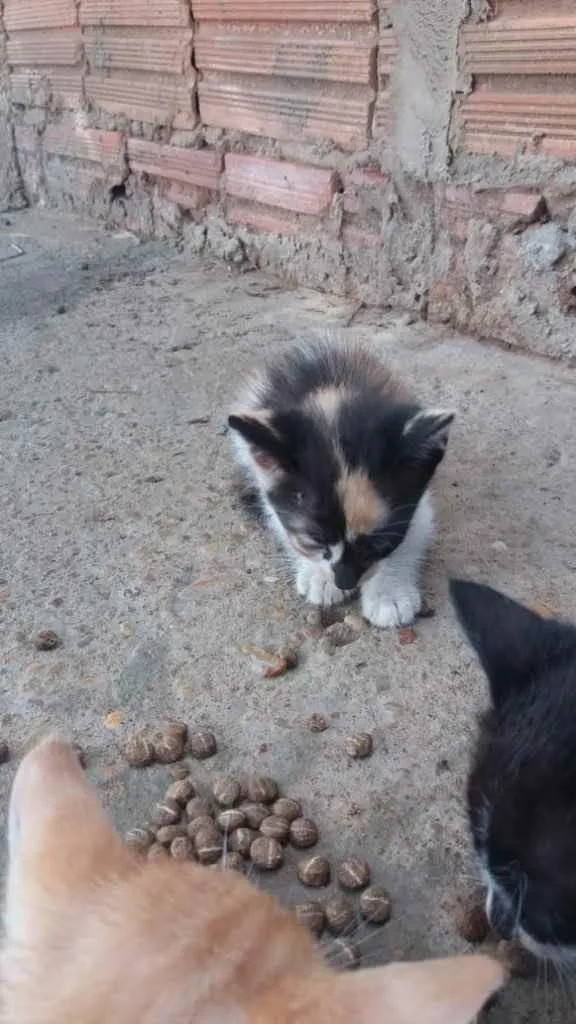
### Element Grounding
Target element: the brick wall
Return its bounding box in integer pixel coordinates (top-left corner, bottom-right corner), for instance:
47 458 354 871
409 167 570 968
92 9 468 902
2 0 575 361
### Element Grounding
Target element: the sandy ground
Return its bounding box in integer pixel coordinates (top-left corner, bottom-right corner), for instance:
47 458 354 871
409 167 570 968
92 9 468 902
0 209 575 1021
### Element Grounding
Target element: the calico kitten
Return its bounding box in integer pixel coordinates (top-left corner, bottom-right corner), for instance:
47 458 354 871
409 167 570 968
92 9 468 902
451 578 576 961
229 341 453 628
2 737 504 1023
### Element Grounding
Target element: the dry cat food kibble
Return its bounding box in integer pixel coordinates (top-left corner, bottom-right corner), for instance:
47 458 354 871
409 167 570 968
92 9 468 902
454 891 490 945
272 797 302 822
246 776 279 804
344 733 374 759
360 886 392 924
123 740 393 965
188 729 218 760
230 827 257 857
241 802 270 829
297 855 331 888
124 732 156 768
324 893 355 935
294 902 325 938
212 775 242 808
337 856 371 892
305 713 329 733
250 836 284 871
34 629 62 651
289 818 319 849
154 732 185 764
163 720 188 742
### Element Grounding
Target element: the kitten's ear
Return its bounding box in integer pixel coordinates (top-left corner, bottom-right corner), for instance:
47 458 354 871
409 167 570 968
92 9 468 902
402 409 454 468
337 955 505 1024
228 412 290 474
449 578 576 708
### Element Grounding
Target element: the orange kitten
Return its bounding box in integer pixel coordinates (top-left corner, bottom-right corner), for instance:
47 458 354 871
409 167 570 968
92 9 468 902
2 738 505 1023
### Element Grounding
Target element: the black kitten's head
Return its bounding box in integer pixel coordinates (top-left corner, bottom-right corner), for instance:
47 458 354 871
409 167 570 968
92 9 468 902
451 579 576 961
229 395 453 591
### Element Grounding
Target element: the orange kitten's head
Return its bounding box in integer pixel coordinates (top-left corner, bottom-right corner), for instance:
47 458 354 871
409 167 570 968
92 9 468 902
2 738 505 1023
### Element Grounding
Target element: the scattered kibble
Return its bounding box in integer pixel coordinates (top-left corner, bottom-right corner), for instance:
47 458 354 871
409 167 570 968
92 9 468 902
337 856 370 892
297 855 331 888
360 886 392 924
189 729 217 760
34 629 62 651
345 732 373 760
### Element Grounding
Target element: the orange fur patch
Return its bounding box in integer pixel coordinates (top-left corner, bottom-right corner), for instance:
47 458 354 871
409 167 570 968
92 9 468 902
338 470 384 536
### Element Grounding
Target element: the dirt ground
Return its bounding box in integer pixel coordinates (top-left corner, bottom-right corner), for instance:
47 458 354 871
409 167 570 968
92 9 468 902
1 209 575 1021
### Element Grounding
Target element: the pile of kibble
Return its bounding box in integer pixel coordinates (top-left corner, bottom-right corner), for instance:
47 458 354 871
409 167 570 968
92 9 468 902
123 720 391 965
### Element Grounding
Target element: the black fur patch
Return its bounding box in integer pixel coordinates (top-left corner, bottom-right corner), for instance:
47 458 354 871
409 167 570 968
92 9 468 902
451 579 576 954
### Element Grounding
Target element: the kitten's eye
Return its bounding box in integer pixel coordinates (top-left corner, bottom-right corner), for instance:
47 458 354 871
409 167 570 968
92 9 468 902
322 547 331 561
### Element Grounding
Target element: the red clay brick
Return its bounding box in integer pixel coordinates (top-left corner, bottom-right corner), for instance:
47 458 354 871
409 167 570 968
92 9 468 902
10 69 82 108
43 124 124 165
127 139 222 190
226 200 301 237
462 16 576 76
80 0 190 27
84 29 192 76
195 30 375 87
224 154 337 216
441 183 547 227
163 181 208 211
5 0 76 31
199 78 372 150
86 72 196 128
461 87 576 159
191 1 375 22
7 30 82 68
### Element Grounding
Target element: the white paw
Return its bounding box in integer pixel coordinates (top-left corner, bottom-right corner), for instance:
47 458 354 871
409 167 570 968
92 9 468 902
361 583 421 629
296 563 346 608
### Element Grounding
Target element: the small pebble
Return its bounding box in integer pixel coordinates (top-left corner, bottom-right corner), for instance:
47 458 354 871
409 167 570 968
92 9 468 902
345 732 373 759
454 891 490 945
250 836 284 871
186 796 213 820
297 855 331 888
165 777 196 805
260 815 290 844
189 729 217 760
325 893 355 935
272 797 302 822
152 798 181 828
246 776 279 804
124 733 156 768
240 802 270 829
294 901 325 938
290 818 319 849
230 827 258 857
337 856 370 892
360 886 392 924
34 629 62 651
330 938 360 970
305 713 329 733
124 827 154 854
213 775 242 808
170 835 194 860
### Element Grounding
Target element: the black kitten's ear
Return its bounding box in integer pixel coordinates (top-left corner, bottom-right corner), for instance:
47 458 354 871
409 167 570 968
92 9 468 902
449 578 574 708
402 409 454 468
228 412 290 474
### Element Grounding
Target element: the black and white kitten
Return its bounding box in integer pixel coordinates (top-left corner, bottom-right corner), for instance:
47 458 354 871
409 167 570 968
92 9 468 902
228 341 453 628
451 578 576 961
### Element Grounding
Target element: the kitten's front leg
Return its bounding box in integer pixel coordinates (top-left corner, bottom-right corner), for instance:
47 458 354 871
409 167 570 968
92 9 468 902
360 495 433 629
296 558 348 608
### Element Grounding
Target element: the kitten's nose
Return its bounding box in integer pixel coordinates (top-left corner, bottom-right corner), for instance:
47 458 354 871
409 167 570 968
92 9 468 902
333 560 358 592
